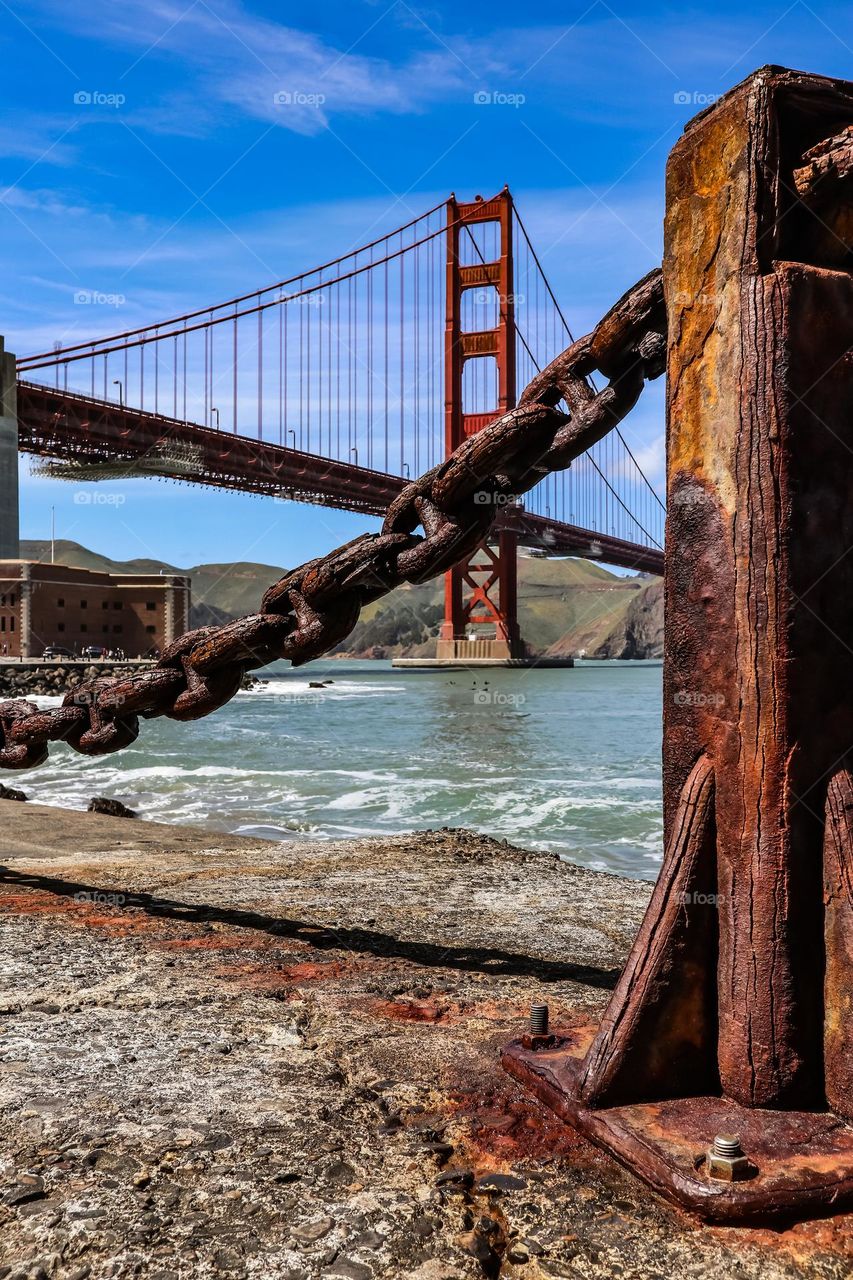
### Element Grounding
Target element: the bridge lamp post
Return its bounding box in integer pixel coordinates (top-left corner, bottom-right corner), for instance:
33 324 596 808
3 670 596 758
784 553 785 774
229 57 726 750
112 379 123 407
287 429 296 448
402 462 410 479
211 407 220 429
350 446 358 467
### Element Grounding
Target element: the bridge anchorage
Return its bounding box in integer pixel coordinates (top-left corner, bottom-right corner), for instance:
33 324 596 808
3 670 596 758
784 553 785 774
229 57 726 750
504 66 853 1223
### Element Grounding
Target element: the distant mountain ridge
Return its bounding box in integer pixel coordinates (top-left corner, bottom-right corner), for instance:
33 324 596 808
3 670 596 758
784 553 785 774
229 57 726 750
20 540 663 659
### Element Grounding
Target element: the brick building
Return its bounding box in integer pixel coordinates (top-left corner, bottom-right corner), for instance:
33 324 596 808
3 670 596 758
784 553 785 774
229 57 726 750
0 561 190 658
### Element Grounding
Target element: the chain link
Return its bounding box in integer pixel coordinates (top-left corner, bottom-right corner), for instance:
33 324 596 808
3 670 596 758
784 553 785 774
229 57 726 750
0 267 666 771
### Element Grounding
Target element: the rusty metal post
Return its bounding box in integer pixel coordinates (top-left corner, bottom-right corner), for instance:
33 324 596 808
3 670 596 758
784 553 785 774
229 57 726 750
503 66 853 1222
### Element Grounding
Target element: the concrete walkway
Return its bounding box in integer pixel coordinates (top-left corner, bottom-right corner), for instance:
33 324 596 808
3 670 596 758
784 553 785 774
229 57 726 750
0 803 849 1278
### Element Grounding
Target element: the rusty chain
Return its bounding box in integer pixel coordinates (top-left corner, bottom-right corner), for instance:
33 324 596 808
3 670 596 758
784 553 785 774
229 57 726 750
0 267 666 771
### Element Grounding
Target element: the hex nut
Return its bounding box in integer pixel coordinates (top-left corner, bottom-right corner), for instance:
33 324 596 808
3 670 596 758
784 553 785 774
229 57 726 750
520 1031 556 1051
706 1135 753 1182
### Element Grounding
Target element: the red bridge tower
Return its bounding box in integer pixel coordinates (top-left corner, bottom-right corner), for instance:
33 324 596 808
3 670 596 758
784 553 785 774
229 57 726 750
436 189 525 663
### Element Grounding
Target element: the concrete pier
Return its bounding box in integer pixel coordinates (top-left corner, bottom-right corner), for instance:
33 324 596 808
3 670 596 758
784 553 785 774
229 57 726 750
0 809 849 1274
392 655 575 669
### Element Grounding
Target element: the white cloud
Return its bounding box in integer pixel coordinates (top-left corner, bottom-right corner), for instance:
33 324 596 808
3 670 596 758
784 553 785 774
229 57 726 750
24 0 473 137
0 121 79 167
0 186 91 218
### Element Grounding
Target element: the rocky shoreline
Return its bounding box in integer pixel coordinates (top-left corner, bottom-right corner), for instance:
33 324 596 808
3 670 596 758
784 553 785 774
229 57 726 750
0 661 152 699
0 805 849 1278
0 662 263 700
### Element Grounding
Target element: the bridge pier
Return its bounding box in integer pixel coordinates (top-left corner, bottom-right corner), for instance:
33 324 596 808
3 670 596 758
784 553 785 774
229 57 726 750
0 339 19 559
504 67 853 1221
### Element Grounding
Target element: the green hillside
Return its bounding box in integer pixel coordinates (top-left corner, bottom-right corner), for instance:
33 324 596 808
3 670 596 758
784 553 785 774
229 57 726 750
22 541 287 628
20 540 662 658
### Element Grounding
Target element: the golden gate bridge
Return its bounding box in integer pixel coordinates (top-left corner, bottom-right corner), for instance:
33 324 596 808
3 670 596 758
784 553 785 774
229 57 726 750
14 188 664 660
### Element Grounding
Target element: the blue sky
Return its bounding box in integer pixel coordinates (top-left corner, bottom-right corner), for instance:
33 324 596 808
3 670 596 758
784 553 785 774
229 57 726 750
2 0 851 569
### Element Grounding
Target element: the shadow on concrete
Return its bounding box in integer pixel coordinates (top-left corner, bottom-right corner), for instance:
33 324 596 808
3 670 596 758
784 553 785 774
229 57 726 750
0 864 620 990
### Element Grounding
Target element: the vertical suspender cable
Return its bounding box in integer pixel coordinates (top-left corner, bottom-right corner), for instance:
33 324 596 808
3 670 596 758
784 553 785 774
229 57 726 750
399 229 404 474
283 297 289 447
299 289 305 451
412 240 417 476
279 297 283 446
363 247 371 468
384 258 389 472
327 283 333 456
257 306 263 441
307 279 312 454
344 269 350 461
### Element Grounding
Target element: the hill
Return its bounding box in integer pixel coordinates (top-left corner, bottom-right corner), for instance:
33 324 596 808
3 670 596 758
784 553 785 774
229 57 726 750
20 540 664 658
22 540 287 630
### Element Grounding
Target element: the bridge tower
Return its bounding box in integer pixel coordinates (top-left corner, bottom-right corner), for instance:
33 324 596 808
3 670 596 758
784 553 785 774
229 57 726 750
436 189 525 663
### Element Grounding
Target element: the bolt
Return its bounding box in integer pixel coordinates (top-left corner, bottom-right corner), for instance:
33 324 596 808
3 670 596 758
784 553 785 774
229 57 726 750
706 1133 752 1182
529 1004 549 1036
712 1134 743 1159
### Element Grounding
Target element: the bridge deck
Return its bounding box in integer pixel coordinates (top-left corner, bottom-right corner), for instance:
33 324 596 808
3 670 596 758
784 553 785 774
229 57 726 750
17 381 663 576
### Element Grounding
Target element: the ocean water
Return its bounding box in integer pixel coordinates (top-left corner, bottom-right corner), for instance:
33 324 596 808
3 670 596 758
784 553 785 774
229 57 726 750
20 659 664 881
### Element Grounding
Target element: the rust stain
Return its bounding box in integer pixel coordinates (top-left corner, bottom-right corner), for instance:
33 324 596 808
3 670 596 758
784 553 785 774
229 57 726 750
708 1215 853 1265
447 1081 591 1171
369 997 454 1024
0 890 161 937
365 996 580 1029
152 931 291 953
213 956 368 998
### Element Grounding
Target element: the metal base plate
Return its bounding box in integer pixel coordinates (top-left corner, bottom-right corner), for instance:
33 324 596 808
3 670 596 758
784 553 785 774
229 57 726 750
502 1027 853 1223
